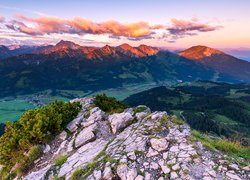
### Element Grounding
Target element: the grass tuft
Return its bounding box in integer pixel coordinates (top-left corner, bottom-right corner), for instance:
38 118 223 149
191 130 250 160
54 154 68 166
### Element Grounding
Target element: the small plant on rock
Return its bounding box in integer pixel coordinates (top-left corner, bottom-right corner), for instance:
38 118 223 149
133 106 147 113
94 94 128 113
54 154 68 166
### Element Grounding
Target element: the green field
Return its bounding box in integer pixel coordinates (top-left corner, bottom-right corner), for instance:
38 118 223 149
0 83 158 123
0 99 35 123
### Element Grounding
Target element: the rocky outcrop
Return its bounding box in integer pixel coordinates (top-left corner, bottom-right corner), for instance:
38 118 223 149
24 98 250 180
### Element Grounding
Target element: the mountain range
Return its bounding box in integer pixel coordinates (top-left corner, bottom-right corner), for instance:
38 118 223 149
0 41 250 97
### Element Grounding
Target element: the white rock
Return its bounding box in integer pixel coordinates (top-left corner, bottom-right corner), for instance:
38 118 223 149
151 111 167 121
158 160 170 174
58 131 68 140
43 144 51 153
108 112 134 134
146 147 159 157
66 115 83 132
163 152 168 159
172 164 180 171
82 107 105 127
24 164 52 180
150 162 159 170
54 140 67 156
167 158 176 165
150 138 169 152
229 164 239 170
127 151 136 161
243 165 250 171
58 139 108 177
169 145 179 153
74 124 96 148
135 175 144 180
93 170 102 180
126 168 137 180
145 172 152 180
170 172 178 179
136 112 148 120
117 163 128 180
226 172 241 180
103 166 113 180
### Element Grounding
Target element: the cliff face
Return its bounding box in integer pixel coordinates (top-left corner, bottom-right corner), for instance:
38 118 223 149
23 98 249 180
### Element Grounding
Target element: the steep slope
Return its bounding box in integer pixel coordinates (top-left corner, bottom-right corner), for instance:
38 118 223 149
178 46 250 82
10 98 248 180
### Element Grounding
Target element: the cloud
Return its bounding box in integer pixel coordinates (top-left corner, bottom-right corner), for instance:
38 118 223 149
0 16 5 22
2 15 223 44
8 15 162 39
167 18 222 39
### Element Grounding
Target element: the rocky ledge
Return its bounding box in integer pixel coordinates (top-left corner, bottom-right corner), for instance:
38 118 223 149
24 98 249 180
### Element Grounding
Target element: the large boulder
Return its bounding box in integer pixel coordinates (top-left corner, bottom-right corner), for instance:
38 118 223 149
108 112 134 134
66 115 83 132
74 124 96 148
82 107 105 127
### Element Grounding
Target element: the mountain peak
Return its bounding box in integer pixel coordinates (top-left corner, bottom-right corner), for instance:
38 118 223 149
178 45 224 60
55 40 80 49
119 43 133 49
20 97 248 180
138 44 159 55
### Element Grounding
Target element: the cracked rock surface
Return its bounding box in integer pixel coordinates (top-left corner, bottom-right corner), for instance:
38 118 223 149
24 98 250 180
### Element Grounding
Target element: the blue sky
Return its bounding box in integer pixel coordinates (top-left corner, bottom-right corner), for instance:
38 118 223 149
0 0 249 48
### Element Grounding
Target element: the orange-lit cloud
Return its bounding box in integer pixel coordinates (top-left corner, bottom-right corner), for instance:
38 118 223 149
2 15 222 44
8 15 162 39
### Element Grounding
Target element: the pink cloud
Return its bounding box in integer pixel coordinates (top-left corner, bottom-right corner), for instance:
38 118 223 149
10 15 161 39
0 16 5 22
168 18 222 36
4 15 222 42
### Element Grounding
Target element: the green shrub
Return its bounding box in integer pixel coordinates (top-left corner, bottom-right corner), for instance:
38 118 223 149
16 145 43 175
54 154 68 166
172 117 185 125
94 94 128 113
0 101 81 177
133 106 147 113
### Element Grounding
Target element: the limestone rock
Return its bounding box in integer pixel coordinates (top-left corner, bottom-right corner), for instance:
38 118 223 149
103 166 113 179
150 138 169 151
66 115 83 132
74 124 96 148
108 112 134 134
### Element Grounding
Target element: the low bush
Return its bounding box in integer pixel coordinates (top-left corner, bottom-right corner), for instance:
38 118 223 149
94 94 128 113
133 106 147 113
16 145 43 175
0 101 81 177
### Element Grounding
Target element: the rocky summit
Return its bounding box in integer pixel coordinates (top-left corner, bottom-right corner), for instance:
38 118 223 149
24 98 249 180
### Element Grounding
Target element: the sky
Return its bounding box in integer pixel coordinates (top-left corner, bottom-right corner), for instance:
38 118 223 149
0 0 250 49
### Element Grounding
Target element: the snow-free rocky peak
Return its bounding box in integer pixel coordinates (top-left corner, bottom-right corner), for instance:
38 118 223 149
24 98 249 180
178 45 225 60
